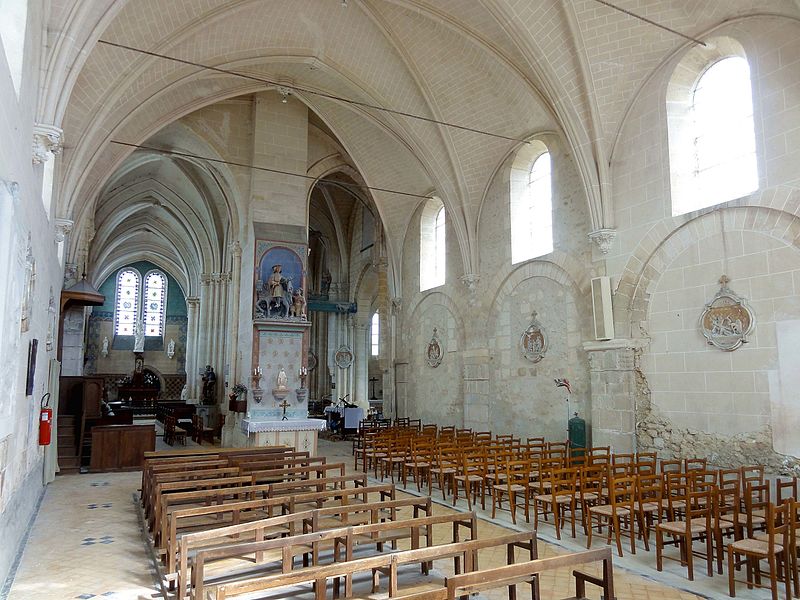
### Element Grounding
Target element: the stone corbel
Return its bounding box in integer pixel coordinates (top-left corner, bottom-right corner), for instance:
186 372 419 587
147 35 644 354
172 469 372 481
391 297 402 316
32 124 63 165
54 218 74 243
588 228 617 255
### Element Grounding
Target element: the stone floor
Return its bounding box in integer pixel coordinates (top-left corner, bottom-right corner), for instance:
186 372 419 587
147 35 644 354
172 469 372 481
3 439 780 599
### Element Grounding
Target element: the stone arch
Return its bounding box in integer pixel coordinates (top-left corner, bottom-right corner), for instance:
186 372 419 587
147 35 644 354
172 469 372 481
616 187 800 336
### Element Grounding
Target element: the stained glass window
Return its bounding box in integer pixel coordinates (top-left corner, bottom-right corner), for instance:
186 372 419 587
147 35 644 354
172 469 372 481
143 271 167 337
371 312 380 356
114 269 140 336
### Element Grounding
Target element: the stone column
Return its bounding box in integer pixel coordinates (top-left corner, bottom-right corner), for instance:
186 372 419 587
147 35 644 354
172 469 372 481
185 297 200 399
353 320 369 410
226 242 243 413
197 274 212 381
583 339 646 453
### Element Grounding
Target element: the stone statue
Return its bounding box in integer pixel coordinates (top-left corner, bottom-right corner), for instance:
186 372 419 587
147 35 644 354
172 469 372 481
201 365 217 404
101 336 109 357
166 338 175 359
133 320 145 353
266 264 291 318
276 368 288 391
180 384 188 401
290 288 306 319
320 270 332 296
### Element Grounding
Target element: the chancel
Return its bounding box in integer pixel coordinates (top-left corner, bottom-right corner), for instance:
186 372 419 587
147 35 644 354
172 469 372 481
2 2 800 600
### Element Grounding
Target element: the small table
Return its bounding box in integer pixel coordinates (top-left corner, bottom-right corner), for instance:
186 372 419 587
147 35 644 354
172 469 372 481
240 418 327 455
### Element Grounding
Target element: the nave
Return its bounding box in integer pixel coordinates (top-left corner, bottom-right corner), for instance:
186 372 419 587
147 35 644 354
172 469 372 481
7 435 738 600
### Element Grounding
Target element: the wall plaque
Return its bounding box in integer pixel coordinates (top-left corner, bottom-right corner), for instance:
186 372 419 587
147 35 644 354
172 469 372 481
334 344 353 369
520 311 547 363
426 328 443 368
699 275 754 351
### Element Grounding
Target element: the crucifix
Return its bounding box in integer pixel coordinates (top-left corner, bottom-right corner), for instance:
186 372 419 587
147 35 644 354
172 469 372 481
279 398 291 420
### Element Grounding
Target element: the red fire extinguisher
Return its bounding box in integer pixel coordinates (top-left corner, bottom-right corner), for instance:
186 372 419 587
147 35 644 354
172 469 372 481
39 393 52 446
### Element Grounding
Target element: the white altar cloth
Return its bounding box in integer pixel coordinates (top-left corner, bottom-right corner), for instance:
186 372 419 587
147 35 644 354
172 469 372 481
241 418 327 434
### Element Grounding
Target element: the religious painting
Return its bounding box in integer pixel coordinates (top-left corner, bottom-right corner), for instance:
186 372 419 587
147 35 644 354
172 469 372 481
700 275 754 352
425 328 443 368
334 344 353 369
520 311 547 363
254 242 306 320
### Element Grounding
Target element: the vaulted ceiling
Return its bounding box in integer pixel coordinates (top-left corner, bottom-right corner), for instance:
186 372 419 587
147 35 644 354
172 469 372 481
46 0 800 278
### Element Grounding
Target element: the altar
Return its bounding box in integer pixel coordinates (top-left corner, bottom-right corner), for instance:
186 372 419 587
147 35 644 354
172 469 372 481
241 417 326 455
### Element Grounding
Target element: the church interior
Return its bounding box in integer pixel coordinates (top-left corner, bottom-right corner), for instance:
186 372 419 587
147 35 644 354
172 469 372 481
1 1 800 599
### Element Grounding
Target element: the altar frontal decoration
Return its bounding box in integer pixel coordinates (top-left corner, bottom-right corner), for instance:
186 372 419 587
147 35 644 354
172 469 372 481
699 275 754 351
520 311 547 363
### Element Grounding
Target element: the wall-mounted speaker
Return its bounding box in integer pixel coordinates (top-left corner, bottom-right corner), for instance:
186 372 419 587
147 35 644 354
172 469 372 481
591 276 615 341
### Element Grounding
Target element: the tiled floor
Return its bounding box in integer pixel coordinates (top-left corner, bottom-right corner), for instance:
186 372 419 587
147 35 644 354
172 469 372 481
4 439 778 600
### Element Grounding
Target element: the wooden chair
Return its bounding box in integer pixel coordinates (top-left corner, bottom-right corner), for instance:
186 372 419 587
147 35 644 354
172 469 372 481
429 444 458 500
635 473 664 551
684 457 707 472
659 459 682 475
656 482 714 581
491 458 531 525
587 474 637 556
728 501 792 600
711 485 742 574
163 415 186 446
533 467 578 540
452 451 484 510
578 464 605 534
778 477 798 507
403 437 432 492
744 482 770 537
191 414 214 445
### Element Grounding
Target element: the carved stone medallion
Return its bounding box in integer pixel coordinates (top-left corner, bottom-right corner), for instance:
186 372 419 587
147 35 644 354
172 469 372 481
307 350 318 372
425 328 443 368
520 311 547 363
334 344 353 369
699 275 754 352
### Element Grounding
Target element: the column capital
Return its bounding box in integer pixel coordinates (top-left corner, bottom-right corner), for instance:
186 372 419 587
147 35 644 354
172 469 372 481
186 296 200 307
54 218 74 243
229 240 242 257
588 228 617 254
33 124 63 164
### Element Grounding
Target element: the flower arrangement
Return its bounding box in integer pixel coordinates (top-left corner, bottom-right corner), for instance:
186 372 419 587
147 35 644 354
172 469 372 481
231 383 248 397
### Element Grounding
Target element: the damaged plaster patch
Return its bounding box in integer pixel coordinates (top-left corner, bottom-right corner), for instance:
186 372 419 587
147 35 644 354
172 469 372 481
634 348 800 476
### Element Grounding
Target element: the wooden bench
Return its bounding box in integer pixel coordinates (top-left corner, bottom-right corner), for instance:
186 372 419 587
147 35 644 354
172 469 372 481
430 547 615 600
156 482 396 553
189 512 478 600
145 467 243 520
211 530 537 600
249 462 346 484
264 473 368 497
166 496 430 591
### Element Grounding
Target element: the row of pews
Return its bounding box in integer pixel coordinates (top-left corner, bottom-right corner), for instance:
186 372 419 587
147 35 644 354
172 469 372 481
140 445 616 600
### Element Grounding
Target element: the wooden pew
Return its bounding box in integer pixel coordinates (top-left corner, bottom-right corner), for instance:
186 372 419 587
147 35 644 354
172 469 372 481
435 547 614 600
165 496 430 592
190 512 478 600
230 454 326 471
248 462 346 484
144 467 242 519
264 473 368 497
156 482 395 552
211 531 537 600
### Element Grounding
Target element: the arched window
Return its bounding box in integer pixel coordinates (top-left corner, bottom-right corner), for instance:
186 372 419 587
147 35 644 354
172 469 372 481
0 0 28 97
114 269 140 336
143 271 168 337
370 312 380 356
419 197 446 290
510 140 553 263
668 40 758 216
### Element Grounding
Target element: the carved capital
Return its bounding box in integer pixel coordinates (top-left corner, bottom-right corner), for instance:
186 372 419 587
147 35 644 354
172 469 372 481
230 240 242 257
460 273 480 293
391 297 402 315
32 124 63 164
200 273 212 285
63 262 79 287
588 228 617 254
54 218 74 243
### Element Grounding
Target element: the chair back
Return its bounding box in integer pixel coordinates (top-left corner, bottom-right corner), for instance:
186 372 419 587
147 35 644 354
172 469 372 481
777 477 798 505
684 457 707 472
659 459 681 475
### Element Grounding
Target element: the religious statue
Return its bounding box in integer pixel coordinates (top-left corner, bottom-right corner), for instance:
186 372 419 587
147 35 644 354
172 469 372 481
290 288 306 319
264 264 291 318
133 320 145 353
166 338 175 359
201 365 217 404
101 336 109 357
276 368 289 391
320 270 332 296
180 384 188 401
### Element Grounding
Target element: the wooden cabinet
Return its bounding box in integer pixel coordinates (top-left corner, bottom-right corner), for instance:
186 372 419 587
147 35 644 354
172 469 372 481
89 424 155 472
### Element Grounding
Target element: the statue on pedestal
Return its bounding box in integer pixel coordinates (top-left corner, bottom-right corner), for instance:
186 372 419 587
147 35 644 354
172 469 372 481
276 368 289 391
133 320 145 353
201 365 217 405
